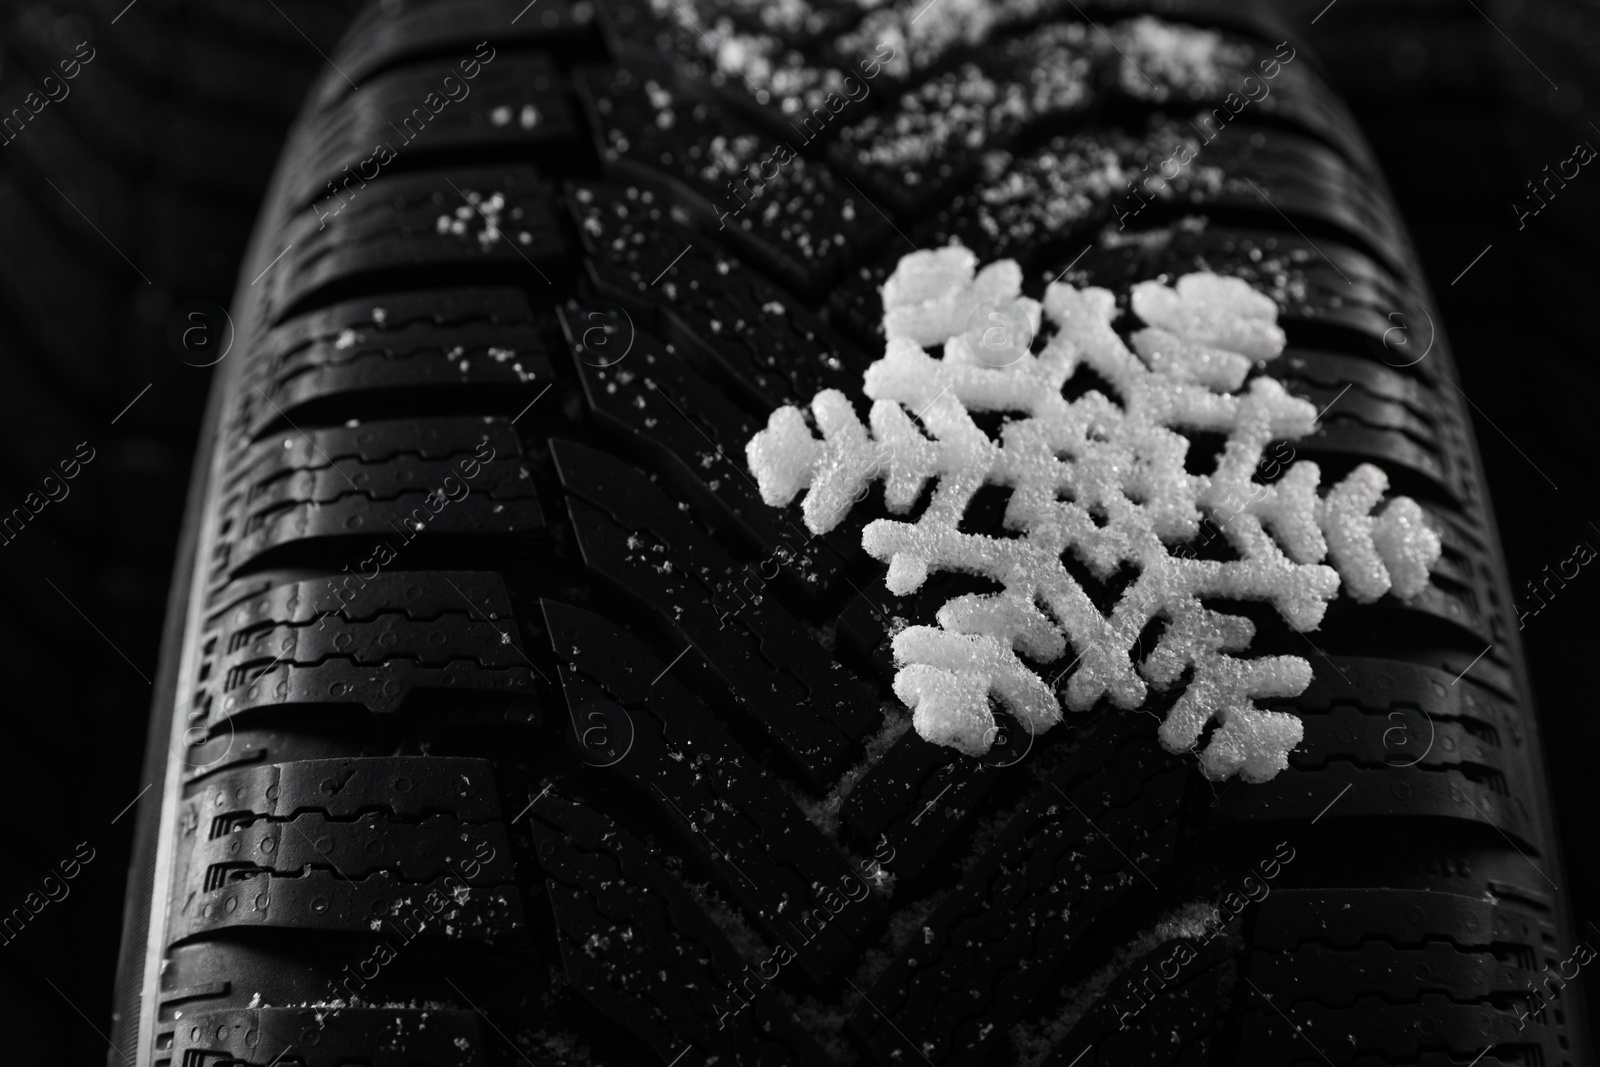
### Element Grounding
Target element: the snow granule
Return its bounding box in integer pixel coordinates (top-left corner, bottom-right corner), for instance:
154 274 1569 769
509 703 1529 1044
442 189 506 251
1108 16 1252 103
746 246 1441 782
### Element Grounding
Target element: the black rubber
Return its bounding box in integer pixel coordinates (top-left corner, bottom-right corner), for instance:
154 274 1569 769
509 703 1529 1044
112 0 1588 1064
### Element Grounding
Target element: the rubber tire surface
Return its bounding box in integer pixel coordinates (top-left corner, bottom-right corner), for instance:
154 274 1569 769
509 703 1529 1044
113 0 1588 1064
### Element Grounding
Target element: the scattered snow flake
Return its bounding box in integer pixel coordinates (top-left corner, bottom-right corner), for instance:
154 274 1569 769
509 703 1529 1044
1108 16 1253 103
746 246 1440 781
443 189 508 250
644 80 674 111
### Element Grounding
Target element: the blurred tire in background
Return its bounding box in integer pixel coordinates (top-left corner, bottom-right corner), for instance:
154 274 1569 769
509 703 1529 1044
0 1 360 1058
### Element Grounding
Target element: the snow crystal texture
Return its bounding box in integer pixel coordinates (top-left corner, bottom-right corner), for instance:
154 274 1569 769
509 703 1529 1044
747 247 1441 782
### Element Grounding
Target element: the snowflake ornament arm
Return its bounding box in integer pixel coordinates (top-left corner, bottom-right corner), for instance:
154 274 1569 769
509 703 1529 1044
747 246 1443 782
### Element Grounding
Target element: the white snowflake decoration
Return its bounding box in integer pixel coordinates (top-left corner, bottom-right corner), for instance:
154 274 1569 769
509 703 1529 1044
747 246 1441 782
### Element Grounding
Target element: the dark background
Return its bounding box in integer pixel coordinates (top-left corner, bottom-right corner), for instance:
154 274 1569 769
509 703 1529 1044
0 0 1594 1057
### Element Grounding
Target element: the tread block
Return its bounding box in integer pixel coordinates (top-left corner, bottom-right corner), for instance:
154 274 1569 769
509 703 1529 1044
1293 658 1522 738
531 791 828 1065
1237 993 1565 1065
543 599 887 979
1292 663 1513 739
1269 349 1454 437
551 439 879 784
260 166 563 324
1237 49 1377 175
215 610 528 679
1251 887 1554 953
163 1007 484 1066
831 22 1377 217
1289 674 1532 803
209 417 541 582
1269 347 1490 518
830 27 1096 217
290 51 579 210
858 731 1188 1064
163 878 524 946
1431 514 1492 575
1291 420 1463 506
190 571 539 725
1249 939 1537 1007
317 0 598 108
185 809 513 897
1189 123 1416 274
598 0 1285 122
1322 567 1497 649
575 64 888 297
1287 380 1446 453
832 0 1291 84
196 649 538 724
594 0 858 81
184 755 504 822
1020 121 1403 267
168 756 522 945
560 309 861 604
244 287 551 435
1213 761 1540 850
206 568 517 633
569 181 872 407
224 411 522 478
